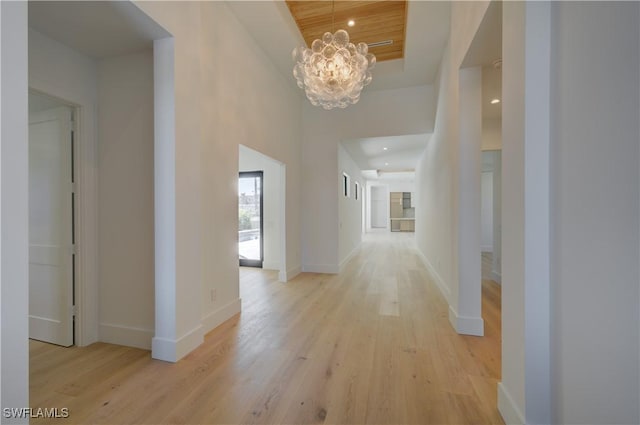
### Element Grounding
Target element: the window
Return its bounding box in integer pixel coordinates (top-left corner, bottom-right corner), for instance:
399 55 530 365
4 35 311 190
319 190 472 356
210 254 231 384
343 173 351 198
355 181 360 200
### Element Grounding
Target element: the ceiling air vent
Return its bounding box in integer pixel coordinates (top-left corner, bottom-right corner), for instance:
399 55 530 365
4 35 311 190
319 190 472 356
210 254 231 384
367 40 394 48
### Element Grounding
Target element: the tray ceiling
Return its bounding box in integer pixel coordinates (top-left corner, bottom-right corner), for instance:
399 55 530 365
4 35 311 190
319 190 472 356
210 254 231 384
285 1 407 62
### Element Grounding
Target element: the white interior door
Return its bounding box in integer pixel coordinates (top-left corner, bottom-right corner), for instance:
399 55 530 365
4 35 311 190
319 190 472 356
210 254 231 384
29 105 74 347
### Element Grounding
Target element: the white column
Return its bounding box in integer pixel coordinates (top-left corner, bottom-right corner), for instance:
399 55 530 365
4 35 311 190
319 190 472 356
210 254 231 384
454 66 484 336
499 2 552 424
151 37 179 362
522 3 551 423
1 1 29 421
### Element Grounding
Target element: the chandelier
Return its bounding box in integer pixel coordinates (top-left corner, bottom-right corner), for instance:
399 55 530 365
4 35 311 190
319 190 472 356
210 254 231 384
292 6 376 110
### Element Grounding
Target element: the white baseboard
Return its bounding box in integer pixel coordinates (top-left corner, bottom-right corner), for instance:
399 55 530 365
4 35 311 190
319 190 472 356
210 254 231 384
279 265 301 282
201 298 241 335
416 249 451 301
262 261 279 271
448 306 484 336
339 243 361 272
481 245 493 253
498 382 525 425
301 264 339 274
152 323 203 363
99 323 153 350
491 270 502 284
416 250 483 337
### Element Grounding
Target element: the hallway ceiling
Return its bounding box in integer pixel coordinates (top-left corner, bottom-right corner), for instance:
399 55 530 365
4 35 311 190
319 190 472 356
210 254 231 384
28 1 169 59
342 134 430 175
29 1 451 92
227 0 450 92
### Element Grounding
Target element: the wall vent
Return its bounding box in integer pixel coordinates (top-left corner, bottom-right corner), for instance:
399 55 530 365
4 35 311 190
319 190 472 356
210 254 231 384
367 40 394 48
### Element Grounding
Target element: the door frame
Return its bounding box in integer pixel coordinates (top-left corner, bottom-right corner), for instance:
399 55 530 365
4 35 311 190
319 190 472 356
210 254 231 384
28 86 98 347
238 171 264 268
28 100 76 346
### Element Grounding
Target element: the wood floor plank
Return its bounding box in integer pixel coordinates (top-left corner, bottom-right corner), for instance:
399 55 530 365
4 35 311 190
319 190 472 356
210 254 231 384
30 232 504 424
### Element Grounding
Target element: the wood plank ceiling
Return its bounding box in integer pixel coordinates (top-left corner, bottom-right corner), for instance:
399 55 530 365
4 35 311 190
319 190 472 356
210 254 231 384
285 1 407 62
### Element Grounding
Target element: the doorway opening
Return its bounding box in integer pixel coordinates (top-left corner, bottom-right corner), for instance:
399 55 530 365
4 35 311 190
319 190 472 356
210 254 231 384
239 171 264 268
370 185 387 229
455 0 502 337
28 90 77 347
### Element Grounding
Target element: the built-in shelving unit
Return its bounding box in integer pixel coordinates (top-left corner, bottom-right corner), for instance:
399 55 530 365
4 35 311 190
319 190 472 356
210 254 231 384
390 191 415 232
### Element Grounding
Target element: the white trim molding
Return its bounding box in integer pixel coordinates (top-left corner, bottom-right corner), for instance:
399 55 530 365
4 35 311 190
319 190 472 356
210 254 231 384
99 323 153 350
302 264 339 274
339 243 361 273
152 323 203 363
201 298 241 335
416 249 451 301
280 266 301 282
498 382 525 425
448 306 484 336
263 261 280 271
28 79 100 348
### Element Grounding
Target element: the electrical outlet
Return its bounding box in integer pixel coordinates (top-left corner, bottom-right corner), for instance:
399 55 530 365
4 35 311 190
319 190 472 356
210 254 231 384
210 289 217 303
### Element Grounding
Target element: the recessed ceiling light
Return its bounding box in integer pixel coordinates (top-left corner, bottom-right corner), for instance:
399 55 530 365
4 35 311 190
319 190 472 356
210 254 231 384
385 162 389 166
383 147 388 151
347 19 355 27
491 98 500 104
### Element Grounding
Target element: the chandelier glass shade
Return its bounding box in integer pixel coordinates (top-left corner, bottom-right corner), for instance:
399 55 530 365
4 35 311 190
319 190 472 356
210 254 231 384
292 29 376 110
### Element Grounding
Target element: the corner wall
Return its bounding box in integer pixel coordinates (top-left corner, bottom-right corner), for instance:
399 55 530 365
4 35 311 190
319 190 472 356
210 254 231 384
29 29 157 351
134 1 304 358
97 49 155 349
414 1 491 319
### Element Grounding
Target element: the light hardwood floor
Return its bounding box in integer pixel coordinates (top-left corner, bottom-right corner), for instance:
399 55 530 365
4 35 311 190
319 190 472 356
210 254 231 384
30 232 503 424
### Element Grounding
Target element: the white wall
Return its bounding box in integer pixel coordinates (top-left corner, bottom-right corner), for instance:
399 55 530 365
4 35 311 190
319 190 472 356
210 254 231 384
302 86 435 272
338 145 363 269
549 3 639 423
1 2 29 420
491 150 502 283
414 1 490 336
134 1 303 359
482 117 502 150
239 145 283 272
97 49 155 349
480 171 493 252
414 47 455 304
385 180 415 193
